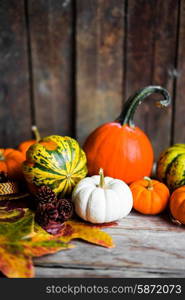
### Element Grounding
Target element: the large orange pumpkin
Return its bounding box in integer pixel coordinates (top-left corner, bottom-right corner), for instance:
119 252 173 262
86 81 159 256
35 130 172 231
0 149 25 180
83 86 171 183
130 177 170 215
18 125 41 159
170 186 185 224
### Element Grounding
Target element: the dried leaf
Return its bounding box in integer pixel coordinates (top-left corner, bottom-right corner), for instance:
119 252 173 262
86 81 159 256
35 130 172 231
0 208 115 278
57 220 115 248
0 208 72 278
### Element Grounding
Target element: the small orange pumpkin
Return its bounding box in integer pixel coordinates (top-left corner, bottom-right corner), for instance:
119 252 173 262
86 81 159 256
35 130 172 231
18 125 41 158
170 186 185 224
0 149 25 180
130 177 170 215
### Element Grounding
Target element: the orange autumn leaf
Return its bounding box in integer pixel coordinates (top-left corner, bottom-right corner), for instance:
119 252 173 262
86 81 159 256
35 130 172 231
57 220 115 248
0 248 33 278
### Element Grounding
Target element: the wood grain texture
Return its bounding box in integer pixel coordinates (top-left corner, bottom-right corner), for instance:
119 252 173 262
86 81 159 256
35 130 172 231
76 0 125 145
125 0 156 130
0 0 183 156
27 0 74 138
35 266 185 278
174 0 185 143
125 0 178 159
34 212 185 278
0 0 32 147
148 0 178 158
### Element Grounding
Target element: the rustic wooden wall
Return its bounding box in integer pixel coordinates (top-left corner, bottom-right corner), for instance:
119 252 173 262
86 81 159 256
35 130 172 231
0 0 184 159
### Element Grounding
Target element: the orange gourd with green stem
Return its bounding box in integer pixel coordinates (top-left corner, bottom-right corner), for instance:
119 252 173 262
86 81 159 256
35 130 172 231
83 86 171 183
0 149 25 180
18 126 41 159
130 177 170 215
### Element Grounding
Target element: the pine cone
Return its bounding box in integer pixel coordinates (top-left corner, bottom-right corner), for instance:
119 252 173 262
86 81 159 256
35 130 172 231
57 199 74 222
35 185 57 204
35 202 59 227
35 196 73 230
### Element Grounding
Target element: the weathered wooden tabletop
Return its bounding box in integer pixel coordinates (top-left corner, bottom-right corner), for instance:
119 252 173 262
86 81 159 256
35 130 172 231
34 212 185 278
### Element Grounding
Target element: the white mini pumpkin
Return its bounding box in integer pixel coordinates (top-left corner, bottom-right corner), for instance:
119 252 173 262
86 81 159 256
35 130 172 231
72 169 133 224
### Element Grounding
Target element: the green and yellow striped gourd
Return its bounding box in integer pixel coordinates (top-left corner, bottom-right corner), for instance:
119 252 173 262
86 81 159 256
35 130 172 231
157 144 185 191
23 135 87 196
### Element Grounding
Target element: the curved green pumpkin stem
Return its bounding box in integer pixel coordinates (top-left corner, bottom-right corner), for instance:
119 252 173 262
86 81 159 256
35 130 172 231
117 86 171 127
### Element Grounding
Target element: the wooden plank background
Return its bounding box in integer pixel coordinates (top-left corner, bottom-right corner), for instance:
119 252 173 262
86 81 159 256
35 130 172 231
0 0 184 159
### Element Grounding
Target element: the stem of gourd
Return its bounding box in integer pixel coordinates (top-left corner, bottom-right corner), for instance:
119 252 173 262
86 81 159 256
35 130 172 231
116 86 171 127
144 176 153 191
0 151 4 161
32 125 41 141
99 168 105 188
